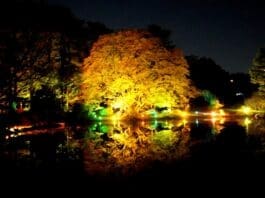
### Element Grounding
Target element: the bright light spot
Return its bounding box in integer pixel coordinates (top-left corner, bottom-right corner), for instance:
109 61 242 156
244 117 252 126
178 110 188 118
211 111 217 117
219 109 226 116
211 117 217 125
213 100 223 109
5 135 9 140
10 134 15 138
112 101 123 109
219 117 226 124
236 92 243 96
240 106 252 115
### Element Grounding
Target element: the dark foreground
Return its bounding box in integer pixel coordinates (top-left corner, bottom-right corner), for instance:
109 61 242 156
1 121 265 196
1 144 264 196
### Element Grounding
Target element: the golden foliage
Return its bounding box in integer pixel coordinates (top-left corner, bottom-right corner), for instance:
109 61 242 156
81 30 198 117
245 92 265 111
83 121 190 176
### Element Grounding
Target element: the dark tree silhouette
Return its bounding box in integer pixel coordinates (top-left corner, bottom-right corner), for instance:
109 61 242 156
229 73 257 104
147 24 175 49
186 55 232 105
31 86 61 123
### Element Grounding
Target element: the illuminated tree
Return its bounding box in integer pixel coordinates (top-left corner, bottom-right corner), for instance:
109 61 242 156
0 1 111 112
81 30 198 119
246 48 265 111
249 48 265 94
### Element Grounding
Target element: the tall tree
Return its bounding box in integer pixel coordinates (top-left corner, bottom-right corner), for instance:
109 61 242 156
0 1 112 112
81 30 198 119
245 48 265 111
249 48 265 94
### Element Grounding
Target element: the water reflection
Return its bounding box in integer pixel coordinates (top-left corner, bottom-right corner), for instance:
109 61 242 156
1 116 264 177
83 120 190 176
82 116 261 176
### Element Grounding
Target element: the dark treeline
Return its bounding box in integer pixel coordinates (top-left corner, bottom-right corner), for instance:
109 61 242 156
0 0 261 122
0 0 111 120
186 56 257 108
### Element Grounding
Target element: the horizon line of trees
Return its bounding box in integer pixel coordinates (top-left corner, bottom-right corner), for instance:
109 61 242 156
0 1 263 121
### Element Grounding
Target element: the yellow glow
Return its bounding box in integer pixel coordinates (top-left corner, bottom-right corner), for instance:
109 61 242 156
219 109 226 116
111 114 120 126
178 110 189 118
182 119 188 126
244 117 252 126
211 117 217 125
240 106 252 115
112 101 123 109
211 111 217 117
213 100 223 109
219 117 226 125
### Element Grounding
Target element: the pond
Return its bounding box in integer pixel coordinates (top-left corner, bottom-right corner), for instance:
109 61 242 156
1 116 265 193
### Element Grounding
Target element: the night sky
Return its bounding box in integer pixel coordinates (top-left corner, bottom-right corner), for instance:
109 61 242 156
49 0 265 73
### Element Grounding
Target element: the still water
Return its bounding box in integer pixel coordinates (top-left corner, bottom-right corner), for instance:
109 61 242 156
1 117 265 178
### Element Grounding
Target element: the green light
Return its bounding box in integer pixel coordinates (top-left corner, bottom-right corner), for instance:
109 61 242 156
150 119 158 130
98 108 108 116
11 101 17 110
99 125 109 133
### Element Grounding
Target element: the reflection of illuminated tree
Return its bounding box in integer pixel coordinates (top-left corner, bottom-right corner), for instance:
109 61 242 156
245 118 265 135
83 121 190 175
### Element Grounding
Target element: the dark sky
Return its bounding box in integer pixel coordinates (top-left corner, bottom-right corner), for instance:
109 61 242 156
49 0 265 73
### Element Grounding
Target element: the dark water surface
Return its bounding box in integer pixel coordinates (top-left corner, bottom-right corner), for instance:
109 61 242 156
1 117 265 195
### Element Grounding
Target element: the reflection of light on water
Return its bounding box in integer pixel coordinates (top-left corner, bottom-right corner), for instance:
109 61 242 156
210 116 226 134
195 119 199 126
81 116 261 176
244 117 252 132
211 117 217 125
219 117 226 125
83 121 190 176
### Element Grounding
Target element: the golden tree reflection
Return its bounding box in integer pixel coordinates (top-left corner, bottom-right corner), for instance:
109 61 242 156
83 120 190 176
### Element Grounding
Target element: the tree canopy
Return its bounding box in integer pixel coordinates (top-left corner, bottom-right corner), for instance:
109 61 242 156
245 48 265 111
81 30 198 119
249 48 265 94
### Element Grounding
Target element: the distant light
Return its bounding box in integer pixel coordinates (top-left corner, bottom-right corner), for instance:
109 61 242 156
235 92 244 96
230 79 234 83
